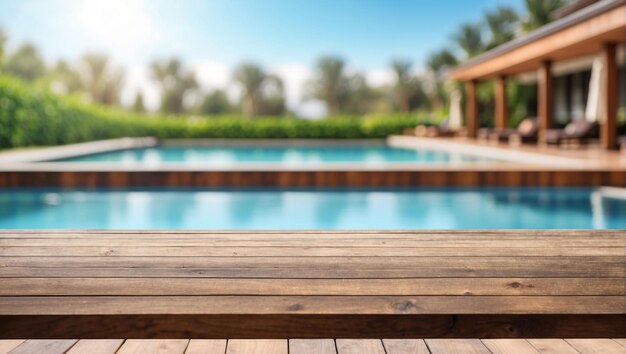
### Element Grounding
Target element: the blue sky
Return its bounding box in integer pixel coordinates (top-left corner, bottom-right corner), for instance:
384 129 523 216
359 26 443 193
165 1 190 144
0 0 521 115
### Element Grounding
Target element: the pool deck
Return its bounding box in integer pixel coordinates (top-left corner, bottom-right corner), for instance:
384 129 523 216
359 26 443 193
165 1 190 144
0 230 624 339
0 137 625 187
2 338 626 354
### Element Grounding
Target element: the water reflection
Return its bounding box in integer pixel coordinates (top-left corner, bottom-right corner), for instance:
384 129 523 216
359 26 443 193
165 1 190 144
0 188 624 229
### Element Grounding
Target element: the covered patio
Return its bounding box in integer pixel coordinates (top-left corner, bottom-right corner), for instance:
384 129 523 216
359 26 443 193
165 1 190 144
449 0 626 150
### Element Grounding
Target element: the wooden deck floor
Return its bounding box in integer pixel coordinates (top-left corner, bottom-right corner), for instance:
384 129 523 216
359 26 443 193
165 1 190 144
0 230 624 339
2 338 626 354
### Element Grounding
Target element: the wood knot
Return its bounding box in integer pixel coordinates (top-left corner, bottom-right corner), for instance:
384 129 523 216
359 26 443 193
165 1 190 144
393 301 417 313
288 304 303 311
507 281 534 289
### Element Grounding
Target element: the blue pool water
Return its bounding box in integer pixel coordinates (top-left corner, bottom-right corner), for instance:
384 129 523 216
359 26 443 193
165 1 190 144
1 188 624 229
52 145 492 164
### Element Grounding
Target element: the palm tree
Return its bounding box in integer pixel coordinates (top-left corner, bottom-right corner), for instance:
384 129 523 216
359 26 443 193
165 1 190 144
390 59 415 113
486 6 519 49
453 23 485 59
133 92 146 113
306 56 347 116
426 49 458 111
150 58 197 114
82 53 125 105
522 0 564 32
0 27 7 64
233 63 283 117
4 43 46 82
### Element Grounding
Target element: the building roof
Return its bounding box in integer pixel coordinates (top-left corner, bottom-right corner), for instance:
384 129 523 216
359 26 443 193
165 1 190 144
449 0 626 81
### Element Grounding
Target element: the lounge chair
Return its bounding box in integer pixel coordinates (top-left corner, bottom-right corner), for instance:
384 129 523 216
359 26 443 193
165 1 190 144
542 120 599 146
478 118 538 145
412 119 460 137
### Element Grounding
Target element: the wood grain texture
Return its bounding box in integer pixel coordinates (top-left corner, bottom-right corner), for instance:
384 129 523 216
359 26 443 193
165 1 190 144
289 339 336 354
65 339 124 354
115 339 189 354
336 339 385 354
0 230 623 339
426 339 491 354
1 278 621 296
0 296 622 315
613 339 626 349
226 340 287 354
481 339 539 353
184 340 227 354
0 340 24 354
527 339 581 354
2 169 626 187
7 340 77 354
382 339 429 354
565 339 626 354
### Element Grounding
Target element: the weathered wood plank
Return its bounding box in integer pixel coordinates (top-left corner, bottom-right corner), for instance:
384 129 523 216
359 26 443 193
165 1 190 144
1 257 621 278
425 339 491 354
2 314 623 339
0 340 24 354
289 339 336 354
526 339 580 353
66 339 124 354
565 339 626 354
2 278 620 296
382 339 429 354
613 339 626 349
2 236 621 247
481 339 539 353
336 339 385 354
184 340 227 354
226 340 287 354
115 339 189 354
4 246 620 257
7 340 77 354
0 296 622 315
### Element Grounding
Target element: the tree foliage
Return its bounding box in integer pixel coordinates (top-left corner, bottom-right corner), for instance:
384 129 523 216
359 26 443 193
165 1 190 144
233 63 284 117
522 0 565 32
486 6 519 49
4 43 46 82
151 58 197 115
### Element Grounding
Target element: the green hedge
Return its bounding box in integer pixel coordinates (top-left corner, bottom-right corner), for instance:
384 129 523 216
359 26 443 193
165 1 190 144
0 76 431 148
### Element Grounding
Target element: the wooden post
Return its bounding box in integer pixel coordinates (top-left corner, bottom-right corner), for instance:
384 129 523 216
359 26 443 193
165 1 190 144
601 43 617 150
494 75 508 130
538 60 553 138
465 80 478 138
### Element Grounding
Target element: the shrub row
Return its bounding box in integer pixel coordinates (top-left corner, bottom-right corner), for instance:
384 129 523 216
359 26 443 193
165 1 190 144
0 76 434 148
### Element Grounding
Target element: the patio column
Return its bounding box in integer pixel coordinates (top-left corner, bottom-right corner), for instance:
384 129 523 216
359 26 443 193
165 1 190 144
538 60 553 136
465 80 478 138
601 42 617 150
494 75 508 130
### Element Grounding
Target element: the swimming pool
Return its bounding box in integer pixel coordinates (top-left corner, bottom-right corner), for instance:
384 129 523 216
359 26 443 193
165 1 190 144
50 145 494 165
1 188 624 229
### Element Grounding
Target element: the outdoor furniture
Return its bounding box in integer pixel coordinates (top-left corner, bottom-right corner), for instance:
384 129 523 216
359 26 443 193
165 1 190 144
542 120 599 146
477 118 538 145
413 119 461 137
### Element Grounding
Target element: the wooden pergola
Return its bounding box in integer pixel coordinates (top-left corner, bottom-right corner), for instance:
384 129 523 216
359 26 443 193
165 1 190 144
449 0 626 149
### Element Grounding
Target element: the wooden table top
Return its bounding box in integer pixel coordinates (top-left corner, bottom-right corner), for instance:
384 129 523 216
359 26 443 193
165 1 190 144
0 230 624 339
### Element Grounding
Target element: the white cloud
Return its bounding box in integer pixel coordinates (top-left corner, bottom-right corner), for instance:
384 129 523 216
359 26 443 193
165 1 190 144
366 68 395 87
271 63 326 118
121 65 160 111
71 0 161 62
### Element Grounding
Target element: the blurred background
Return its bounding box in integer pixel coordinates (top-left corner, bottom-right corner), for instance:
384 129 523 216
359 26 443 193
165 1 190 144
0 0 576 147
